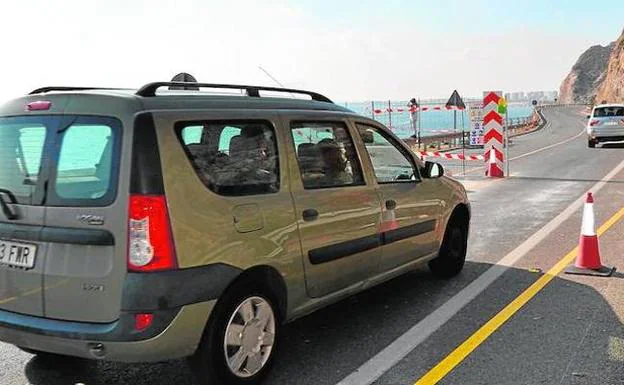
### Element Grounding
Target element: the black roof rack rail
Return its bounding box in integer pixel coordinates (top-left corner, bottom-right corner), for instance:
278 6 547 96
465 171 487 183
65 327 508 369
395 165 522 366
29 87 128 95
135 82 333 103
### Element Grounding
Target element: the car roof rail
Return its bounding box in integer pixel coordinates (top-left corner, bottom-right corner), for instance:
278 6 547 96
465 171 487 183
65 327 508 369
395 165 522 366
135 82 334 103
29 86 129 95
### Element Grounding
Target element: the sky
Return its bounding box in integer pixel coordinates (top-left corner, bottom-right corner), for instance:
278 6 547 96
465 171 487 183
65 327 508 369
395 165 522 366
0 0 622 102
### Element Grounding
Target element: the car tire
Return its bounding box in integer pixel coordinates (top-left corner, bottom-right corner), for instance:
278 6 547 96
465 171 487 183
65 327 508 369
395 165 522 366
429 218 468 278
588 139 596 148
189 283 280 385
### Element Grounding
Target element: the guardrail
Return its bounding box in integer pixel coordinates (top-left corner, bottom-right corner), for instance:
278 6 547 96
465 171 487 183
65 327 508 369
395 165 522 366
404 117 541 151
538 103 590 108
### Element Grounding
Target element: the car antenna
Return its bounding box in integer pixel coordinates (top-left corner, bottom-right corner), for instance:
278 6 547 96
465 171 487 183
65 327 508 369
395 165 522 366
258 66 296 98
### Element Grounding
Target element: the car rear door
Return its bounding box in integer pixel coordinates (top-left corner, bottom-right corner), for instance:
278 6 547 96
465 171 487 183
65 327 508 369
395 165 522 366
354 122 441 273
0 116 58 317
42 115 126 323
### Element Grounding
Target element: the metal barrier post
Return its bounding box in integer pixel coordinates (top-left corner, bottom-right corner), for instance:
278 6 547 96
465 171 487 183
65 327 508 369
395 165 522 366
461 111 466 176
505 109 510 176
453 110 457 147
417 98 422 149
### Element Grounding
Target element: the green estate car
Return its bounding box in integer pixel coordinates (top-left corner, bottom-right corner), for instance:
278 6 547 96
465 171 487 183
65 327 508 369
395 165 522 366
0 81 470 385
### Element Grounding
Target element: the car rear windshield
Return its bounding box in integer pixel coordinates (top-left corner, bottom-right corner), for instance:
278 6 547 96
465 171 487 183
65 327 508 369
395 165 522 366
0 115 121 206
593 107 624 117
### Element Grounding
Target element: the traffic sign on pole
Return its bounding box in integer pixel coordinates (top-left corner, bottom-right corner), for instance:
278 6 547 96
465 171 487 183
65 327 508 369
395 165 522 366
468 103 484 146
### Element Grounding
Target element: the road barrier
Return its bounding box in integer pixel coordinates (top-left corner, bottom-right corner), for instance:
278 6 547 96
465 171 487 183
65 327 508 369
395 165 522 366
372 105 465 115
415 151 485 161
485 148 502 177
539 103 590 108
482 91 505 177
564 192 615 277
405 114 540 151
407 108 543 164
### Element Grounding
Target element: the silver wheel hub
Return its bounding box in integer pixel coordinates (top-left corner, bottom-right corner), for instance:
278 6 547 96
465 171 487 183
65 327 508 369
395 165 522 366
224 296 276 378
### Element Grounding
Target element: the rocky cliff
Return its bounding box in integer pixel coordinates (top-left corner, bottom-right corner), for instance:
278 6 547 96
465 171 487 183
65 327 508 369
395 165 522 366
595 30 624 104
559 42 614 104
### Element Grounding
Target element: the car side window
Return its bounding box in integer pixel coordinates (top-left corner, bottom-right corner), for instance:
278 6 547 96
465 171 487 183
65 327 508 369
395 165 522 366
356 124 420 183
177 121 279 196
181 126 203 144
291 121 365 189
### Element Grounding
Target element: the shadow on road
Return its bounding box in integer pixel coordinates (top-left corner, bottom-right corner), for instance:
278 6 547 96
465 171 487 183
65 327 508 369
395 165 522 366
23 262 622 385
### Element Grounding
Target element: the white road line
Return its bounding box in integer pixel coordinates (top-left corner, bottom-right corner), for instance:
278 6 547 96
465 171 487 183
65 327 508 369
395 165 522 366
509 127 585 161
336 157 624 385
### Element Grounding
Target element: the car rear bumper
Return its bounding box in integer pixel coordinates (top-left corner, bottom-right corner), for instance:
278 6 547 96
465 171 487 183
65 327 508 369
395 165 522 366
589 126 624 142
592 135 624 142
0 300 215 362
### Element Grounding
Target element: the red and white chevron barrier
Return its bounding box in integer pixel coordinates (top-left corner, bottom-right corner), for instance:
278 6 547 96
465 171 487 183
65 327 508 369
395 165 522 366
415 151 485 161
483 91 504 177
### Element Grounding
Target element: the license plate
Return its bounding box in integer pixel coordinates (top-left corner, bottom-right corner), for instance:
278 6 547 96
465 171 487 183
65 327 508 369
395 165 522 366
0 240 37 269
606 121 618 126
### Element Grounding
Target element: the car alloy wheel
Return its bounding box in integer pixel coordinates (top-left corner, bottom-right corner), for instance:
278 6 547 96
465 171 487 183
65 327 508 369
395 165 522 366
223 296 276 378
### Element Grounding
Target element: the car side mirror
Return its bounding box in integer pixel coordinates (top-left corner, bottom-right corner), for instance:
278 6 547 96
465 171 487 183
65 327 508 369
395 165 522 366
424 161 444 178
586 115 591 119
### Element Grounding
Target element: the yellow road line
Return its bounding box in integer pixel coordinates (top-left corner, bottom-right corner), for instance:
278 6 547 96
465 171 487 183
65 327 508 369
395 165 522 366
21 287 42 297
0 296 17 305
415 206 624 385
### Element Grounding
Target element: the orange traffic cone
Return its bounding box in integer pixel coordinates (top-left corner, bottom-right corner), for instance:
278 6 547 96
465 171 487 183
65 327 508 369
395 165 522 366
565 192 615 276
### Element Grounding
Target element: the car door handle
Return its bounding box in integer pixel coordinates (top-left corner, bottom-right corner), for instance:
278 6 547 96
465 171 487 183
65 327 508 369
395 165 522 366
385 200 397 210
302 209 319 222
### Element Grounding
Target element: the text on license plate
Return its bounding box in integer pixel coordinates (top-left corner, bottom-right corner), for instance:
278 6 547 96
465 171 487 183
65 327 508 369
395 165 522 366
0 240 37 269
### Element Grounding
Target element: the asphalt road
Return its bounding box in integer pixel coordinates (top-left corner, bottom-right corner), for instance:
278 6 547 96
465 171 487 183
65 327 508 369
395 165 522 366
1 106 623 385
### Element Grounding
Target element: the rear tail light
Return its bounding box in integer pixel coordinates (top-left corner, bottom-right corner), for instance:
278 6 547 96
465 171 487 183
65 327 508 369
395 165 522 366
134 313 154 331
128 195 177 272
589 119 601 126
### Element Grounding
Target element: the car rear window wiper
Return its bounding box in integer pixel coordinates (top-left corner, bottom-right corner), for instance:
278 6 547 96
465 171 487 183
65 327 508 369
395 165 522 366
0 188 20 220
